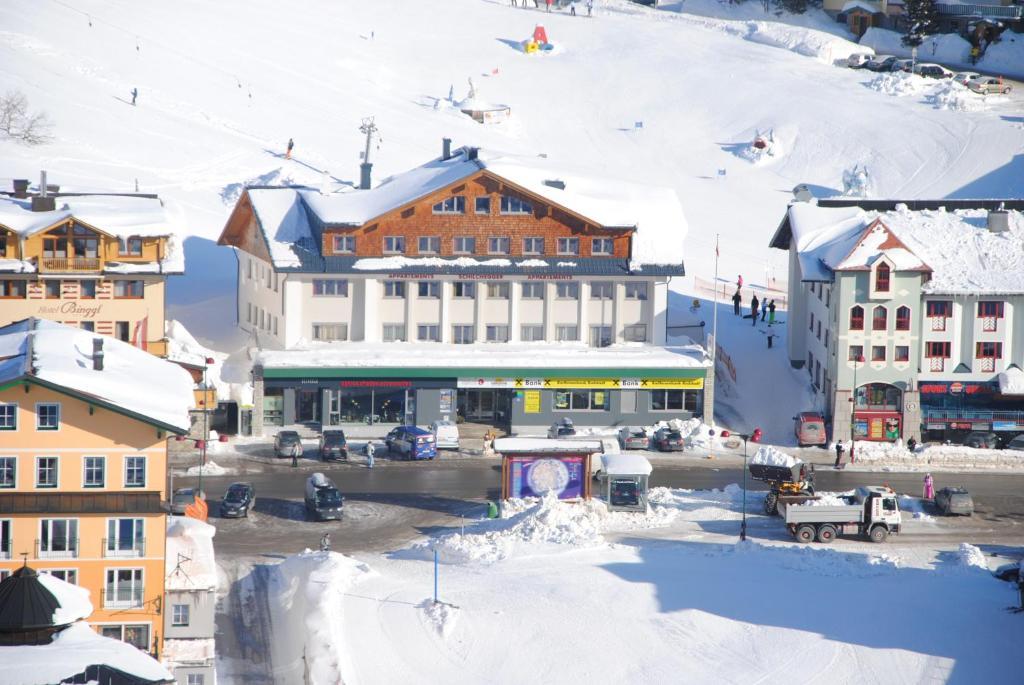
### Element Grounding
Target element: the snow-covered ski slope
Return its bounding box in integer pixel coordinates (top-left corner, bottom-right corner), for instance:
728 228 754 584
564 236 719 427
1 0 1021 348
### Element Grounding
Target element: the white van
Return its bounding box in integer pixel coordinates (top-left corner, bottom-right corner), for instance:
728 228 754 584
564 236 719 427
304 472 343 521
431 419 460 450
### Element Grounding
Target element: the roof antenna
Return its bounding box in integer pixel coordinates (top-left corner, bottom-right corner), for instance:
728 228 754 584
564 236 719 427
359 117 379 190
170 552 194 586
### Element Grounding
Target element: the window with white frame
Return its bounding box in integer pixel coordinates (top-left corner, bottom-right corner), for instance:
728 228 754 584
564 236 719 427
173 603 190 627
521 282 544 299
124 456 146 488
383 281 406 298
555 325 578 341
553 390 609 411
523 237 545 255
590 281 613 300
417 324 440 342
117 237 143 258
589 325 612 348
591 238 613 255
625 282 648 300
557 238 579 255
624 324 647 342
0 457 14 489
499 195 533 214
486 282 509 299
42 568 77 584
651 390 699 412
475 197 491 214
332 235 355 253
383 236 406 254
417 281 440 298
488 237 510 255
36 457 58 488
106 518 144 557
313 279 348 296
37 403 60 431
187 675 205 685
453 236 476 254
39 518 77 557
0 403 14 430
312 323 348 341
84 456 105 488
485 325 510 343
100 624 149 651
520 325 544 341
978 301 1004 332
432 196 465 214
555 282 579 299
105 568 144 608
382 324 406 342
418 236 440 254
453 281 476 298
452 325 475 344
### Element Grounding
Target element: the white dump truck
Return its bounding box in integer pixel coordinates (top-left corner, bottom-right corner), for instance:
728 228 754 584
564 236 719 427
779 486 902 544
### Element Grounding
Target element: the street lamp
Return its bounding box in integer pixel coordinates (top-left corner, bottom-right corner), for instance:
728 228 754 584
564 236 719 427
737 427 763 541
850 353 863 464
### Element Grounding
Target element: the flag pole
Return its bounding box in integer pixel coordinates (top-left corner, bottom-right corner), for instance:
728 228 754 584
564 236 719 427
712 233 719 374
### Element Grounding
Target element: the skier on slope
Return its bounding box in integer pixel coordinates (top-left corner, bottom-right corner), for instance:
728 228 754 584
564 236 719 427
286 138 294 160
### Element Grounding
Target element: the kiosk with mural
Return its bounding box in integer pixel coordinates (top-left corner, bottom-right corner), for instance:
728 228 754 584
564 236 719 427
495 437 600 501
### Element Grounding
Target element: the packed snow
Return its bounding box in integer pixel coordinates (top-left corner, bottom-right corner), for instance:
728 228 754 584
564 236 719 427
751 445 800 468
166 516 218 591
184 460 234 477
36 571 93 625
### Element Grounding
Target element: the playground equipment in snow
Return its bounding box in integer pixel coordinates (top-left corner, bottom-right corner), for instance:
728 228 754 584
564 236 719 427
523 25 555 53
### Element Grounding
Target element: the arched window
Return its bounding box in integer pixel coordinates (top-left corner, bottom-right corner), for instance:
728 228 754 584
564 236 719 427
850 305 864 331
875 262 891 292
872 306 887 331
896 306 910 331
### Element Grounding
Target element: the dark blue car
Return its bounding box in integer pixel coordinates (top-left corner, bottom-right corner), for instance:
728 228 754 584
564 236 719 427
385 426 437 460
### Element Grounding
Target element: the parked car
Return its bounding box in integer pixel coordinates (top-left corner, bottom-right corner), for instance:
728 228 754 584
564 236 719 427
653 427 685 452
1004 434 1024 452
618 426 650 450
547 418 576 439
891 59 914 73
430 419 460 450
963 431 1000 449
968 76 1012 95
865 55 897 72
386 425 437 460
934 486 974 516
318 429 348 461
220 482 255 518
915 63 954 79
847 53 872 69
952 71 981 86
304 472 343 521
170 487 206 516
794 412 827 447
274 430 303 458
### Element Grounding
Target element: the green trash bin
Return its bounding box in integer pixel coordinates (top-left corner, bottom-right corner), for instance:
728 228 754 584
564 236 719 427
487 500 499 519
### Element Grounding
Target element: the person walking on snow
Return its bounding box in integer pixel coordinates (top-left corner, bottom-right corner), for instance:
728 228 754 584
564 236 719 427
834 442 845 470
570 2 576 15
760 298 768 322
586 0 593 17
750 294 759 326
768 299 776 324
365 440 376 468
131 87 138 106
732 289 742 316
286 138 294 160
319 532 331 552
923 473 935 500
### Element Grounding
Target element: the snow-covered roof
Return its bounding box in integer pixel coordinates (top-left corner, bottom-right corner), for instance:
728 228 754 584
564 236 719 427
36 572 93 625
494 437 604 453
258 340 711 371
0 622 173 685
785 202 1024 293
841 0 883 14
997 366 1024 395
246 146 687 270
0 318 195 432
166 517 217 592
600 452 653 475
0 258 35 273
162 637 215 665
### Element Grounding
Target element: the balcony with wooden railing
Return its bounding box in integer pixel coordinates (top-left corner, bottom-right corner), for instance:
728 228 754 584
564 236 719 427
935 3 1023 18
38 257 102 272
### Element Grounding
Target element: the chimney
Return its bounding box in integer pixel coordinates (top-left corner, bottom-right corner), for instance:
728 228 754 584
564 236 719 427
467 147 478 161
442 137 452 160
92 337 104 372
792 184 814 203
359 162 372 190
31 170 55 212
12 179 29 198
988 204 1009 234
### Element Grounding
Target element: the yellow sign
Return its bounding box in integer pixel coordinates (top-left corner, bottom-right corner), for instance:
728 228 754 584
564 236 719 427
593 391 605 406
640 378 705 390
544 378 621 389
524 390 541 413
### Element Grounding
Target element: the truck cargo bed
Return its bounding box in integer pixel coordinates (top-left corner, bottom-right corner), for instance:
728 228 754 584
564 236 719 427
783 503 865 524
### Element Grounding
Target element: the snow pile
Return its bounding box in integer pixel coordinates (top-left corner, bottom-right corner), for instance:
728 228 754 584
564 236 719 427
851 441 1024 471
802 492 851 506
652 417 720 449
841 164 872 197
867 71 928 97
955 543 988 572
184 459 233 476
927 81 988 113
736 129 783 165
981 34 1024 79
36 572 93 625
860 28 973 69
268 551 372 685
744 20 865 64
750 445 799 468
166 516 217 591
419 599 459 639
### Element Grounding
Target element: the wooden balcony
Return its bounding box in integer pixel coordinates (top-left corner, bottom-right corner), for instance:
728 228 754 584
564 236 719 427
935 3 1023 18
39 257 102 272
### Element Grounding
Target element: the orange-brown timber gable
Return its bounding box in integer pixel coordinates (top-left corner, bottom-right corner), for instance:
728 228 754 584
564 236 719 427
218 190 274 263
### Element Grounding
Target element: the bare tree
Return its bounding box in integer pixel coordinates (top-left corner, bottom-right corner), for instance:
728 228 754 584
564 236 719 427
0 91 53 145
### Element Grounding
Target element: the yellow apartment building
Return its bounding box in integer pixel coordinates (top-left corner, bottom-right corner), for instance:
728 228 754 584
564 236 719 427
0 177 183 357
0 317 194 659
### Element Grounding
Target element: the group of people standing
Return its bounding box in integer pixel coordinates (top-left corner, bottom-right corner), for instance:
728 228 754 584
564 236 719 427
731 277 776 326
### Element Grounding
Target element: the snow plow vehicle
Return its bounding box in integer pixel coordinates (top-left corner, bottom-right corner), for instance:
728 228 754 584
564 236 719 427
748 447 815 515
779 486 901 544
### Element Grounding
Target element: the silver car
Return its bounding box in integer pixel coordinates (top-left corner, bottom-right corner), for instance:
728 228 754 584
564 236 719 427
968 77 1012 95
170 487 206 516
618 426 650 450
934 487 974 516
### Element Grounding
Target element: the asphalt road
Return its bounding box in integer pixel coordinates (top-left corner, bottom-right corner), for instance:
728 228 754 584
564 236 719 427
177 460 1024 556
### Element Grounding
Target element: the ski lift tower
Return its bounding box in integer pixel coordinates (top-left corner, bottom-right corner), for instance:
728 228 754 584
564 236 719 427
359 117 379 190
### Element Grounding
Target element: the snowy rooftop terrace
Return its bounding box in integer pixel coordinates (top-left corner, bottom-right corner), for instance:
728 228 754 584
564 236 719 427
258 341 711 371
0 318 195 432
774 199 1024 294
166 517 217 592
245 146 687 272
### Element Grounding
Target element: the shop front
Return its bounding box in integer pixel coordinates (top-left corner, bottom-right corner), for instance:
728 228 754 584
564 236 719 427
852 383 903 442
920 380 1024 442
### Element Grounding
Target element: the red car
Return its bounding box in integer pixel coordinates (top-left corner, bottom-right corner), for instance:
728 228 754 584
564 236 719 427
794 412 827 447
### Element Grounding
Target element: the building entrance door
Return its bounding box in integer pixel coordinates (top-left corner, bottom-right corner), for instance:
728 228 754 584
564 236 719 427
297 389 320 424
464 390 496 420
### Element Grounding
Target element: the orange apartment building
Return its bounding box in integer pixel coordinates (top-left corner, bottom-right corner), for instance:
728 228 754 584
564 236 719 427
0 176 183 357
0 318 194 659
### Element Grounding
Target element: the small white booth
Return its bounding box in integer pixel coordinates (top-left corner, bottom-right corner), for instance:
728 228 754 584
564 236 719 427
599 452 653 512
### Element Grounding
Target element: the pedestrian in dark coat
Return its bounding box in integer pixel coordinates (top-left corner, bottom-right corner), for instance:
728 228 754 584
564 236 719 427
750 294 759 326
286 138 294 160
732 289 742 316
834 442 845 469
131 87 138 106
768 299 777 324
761 298 768 321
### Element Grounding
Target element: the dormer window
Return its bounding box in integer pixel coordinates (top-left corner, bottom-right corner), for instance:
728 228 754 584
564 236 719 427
875 262 890 292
